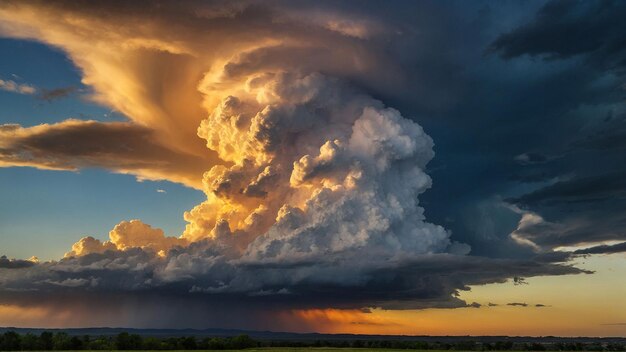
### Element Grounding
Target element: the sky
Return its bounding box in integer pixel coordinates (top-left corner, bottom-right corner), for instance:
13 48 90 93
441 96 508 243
0 0 625 337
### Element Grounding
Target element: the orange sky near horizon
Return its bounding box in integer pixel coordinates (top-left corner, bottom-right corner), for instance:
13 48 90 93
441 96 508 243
292 254 626 337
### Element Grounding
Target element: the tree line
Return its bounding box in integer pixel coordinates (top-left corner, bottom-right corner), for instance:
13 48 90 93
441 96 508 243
0 331 625 351
0 332 257 351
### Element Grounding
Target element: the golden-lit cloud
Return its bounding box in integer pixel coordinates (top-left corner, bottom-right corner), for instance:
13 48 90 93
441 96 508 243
66 220 186 257
0 120 215 188
0 0 402 187
65 237 116 258
1 0 441 260
109 220 187 254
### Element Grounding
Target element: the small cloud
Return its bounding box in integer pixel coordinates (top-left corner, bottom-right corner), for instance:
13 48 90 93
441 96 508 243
349 321 396 326
0 78 36 94
157 189 167 193
515 152 548 165
488 302 499 307
513 276 528 285
38 86 78 102
507 302 528 307
248 288 291 296
467 302 481 308
42 278 91 287
535 303 548 307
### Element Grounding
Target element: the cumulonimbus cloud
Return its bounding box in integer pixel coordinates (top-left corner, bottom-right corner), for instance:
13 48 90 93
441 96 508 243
0 0 590 329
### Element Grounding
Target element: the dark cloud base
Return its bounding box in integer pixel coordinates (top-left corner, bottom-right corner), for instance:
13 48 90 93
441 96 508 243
0 246 586 328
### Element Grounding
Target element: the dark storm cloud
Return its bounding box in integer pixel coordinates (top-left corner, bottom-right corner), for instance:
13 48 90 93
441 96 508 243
512 174 626 206
507 174 626 248
574 242 626 255
416 28 626 259
532 251 574 264
480 0 626 252
572 114 626 152
490 0 626 73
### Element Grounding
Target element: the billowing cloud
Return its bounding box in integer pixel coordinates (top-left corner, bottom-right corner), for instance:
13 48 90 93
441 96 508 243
0 0 597 329
184 72 449 266
65 237 116 258
66 220 187 257
109 220 187 254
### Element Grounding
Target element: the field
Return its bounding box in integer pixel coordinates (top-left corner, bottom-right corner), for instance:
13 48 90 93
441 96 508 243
49 349 572 352
163 350 432 352
48 350 480 352
55 350 439 352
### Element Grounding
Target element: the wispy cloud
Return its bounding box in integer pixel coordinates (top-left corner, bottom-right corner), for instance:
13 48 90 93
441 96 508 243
0 119 216 188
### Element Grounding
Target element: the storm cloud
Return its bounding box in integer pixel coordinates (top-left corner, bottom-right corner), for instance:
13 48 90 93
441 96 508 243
0 0 620 330
488 0 626 253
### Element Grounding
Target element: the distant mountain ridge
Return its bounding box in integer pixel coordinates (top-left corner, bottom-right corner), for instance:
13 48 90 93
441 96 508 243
0 327 624 343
